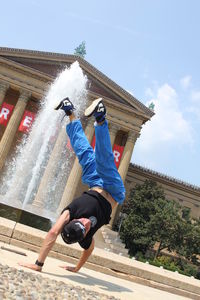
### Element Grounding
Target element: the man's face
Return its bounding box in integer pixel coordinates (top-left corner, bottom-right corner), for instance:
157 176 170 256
77 218 91 236
61 218 92 244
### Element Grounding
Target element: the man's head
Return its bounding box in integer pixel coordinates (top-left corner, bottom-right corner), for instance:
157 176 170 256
61 217 96 244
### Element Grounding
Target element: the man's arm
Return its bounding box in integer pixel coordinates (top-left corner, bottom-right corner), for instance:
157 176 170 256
19 210 70 271
60 238 95 272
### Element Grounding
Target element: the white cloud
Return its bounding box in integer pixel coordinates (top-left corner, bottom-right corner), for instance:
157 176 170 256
133 82 199 184
135 84 193 152
180 75 191 89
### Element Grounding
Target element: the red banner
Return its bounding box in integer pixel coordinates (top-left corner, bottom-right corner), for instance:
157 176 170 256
18 110 36 133
91 135 96 150
66 139 73 151
0 102 14 126
91 135 124 168
112 144 124 168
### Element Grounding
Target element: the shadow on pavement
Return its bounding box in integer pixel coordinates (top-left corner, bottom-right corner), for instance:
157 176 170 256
43 270 133 293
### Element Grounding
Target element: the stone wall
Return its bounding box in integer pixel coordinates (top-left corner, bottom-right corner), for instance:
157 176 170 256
125 164 200 219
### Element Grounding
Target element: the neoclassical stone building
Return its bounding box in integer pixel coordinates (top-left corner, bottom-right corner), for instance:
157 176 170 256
126 164 200 219
0 47 199 225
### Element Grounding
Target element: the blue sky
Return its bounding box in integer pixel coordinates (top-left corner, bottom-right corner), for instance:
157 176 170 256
1 0 199 186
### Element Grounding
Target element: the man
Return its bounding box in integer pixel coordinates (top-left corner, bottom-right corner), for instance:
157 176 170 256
20 97 125 272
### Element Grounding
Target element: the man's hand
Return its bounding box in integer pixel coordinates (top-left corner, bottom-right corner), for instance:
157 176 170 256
59 239 95 273
18 262 42 272
59 265 79 272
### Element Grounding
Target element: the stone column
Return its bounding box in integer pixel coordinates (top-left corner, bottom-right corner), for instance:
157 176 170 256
0 82 9 107
109 123 119 147
33 126 67 207
109 131 138 227
57 119 95 214
0 90 31 170
118 131 138 180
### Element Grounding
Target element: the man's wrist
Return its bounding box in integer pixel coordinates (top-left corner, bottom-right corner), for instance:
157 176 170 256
75 266 80 272
35 260 44 267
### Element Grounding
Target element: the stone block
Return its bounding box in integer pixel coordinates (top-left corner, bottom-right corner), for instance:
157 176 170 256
0 216 15 237
0 234 10 244
52 235 82 258
10 239 40 253
13 223 46 246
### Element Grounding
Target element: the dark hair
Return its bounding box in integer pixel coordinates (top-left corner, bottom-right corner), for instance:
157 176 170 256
61 220 86 244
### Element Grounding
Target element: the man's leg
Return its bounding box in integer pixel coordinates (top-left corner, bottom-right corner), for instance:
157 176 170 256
85 98 125 204
55 97 103 188
94 120 125 204
67 116 103 188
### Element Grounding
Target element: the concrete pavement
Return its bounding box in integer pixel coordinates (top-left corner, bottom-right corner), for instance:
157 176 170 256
0 216 200 299
0 241 191 300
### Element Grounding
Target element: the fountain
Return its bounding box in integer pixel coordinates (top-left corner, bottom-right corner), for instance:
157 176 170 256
0 62 88 230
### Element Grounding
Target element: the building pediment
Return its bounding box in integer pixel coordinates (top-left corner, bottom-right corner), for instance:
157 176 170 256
0 47 154 124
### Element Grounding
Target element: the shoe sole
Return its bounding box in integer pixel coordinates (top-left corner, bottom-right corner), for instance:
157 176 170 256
54 98 74 111
84 98 103 117
54 101 62 110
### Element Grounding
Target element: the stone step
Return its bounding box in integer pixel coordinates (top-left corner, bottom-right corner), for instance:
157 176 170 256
101 243 129 257
104 237 126 248
102 227 119 237
100 226 129 257
110 250 129 257
102 230 121 239
109 245 129 256
108 242 129 252
102 229 124 243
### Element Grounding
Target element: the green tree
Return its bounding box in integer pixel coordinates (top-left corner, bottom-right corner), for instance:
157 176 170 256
120 180 184 256
74 41 86 58
176 217 200 263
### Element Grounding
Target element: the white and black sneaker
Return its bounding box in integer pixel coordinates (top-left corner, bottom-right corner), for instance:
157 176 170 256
54 97 75 116
84 98 106 123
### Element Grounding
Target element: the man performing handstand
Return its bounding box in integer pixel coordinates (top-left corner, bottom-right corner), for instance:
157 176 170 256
20 97 125 272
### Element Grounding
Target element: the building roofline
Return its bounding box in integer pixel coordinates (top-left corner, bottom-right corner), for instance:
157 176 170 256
0 47 154 119
129 163 200 192
0 56 53 81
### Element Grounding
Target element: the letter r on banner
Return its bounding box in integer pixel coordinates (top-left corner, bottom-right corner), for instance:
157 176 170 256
91 135 124 168
113 144 124 168
0 102 14 126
